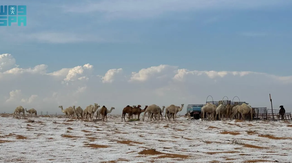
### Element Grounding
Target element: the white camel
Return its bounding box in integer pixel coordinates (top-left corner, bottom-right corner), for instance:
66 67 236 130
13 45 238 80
142 104 162 121
231 105 240 119
165 104 184 121
151 106 165 120
237 103 253 121
25 108 37 116
83 103 100 121
73 106 83 119
201 103 216 121
14 106 25 117
215 104 227 120
96 106 115 119
59 105 75 118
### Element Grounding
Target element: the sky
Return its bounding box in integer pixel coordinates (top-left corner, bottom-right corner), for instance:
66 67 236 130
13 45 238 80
0 0 292 114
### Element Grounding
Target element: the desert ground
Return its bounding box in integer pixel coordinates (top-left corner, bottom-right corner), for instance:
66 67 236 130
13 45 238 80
1 114 292 163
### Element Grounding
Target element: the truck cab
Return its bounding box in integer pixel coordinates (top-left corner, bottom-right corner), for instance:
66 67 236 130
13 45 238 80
186 104 204 119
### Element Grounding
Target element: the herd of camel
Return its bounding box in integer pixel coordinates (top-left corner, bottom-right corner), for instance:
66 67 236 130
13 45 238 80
12 104 185 122
11 102 288 121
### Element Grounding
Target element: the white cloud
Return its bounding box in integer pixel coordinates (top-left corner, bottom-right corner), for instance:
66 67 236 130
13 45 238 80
129 65 177 82
4 64 47 75
21 95 38 104
0 53 17 72
64 0 291 19
49 64 93 82
102 68 123 83
1 53 292 114
6 90 22 103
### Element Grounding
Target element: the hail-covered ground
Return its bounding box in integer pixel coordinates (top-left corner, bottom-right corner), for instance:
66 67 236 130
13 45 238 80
0 114 292 163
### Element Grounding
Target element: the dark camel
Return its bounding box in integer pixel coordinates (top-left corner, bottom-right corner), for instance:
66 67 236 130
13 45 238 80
131 105 148 120
100 106 108 122
279 105 285 120
121 105 133 122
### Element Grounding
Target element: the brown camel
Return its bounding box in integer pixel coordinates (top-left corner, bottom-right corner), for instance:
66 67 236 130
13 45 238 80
99 106 108 122
131 105 148 120
279 105 286 120
122 105 133 122
129 105 141 119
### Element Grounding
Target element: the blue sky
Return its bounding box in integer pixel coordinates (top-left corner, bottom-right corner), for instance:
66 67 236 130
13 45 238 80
0 0 292 114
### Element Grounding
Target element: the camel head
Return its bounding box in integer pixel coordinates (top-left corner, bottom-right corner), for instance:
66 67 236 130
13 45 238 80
94 103 100 111
110 107 115 111
142 105 148 112
179 104 184 111
59 106 63 110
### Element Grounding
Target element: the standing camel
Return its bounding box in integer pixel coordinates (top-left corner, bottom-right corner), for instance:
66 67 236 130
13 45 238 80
122 105 133 122
165 104 184 121
216 104 227 120
73 106 83 119
83 103 100 121
59 105 74 118
131 105 147 120
99 106 108 121
14 106 25 117
142 104 163 121
201 103 216 121
237 103 253 121
25 108 37 117
97 106 115 119
150 106 165 120
279 105 286 120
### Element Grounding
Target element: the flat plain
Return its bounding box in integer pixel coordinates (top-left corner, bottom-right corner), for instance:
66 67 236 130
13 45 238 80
1 114 292 163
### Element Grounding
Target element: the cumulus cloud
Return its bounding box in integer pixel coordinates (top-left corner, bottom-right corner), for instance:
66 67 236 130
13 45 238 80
102 68 123 83
129 65 177 82
6 90 22 103
1 53 292 114
0 53 17 72
49 63 93 83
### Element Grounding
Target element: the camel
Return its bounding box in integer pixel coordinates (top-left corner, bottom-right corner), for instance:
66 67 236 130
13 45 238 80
83 103 100 121
165 104 184 121
99 106 108 121
279 105 286 120
96 106 115 119
231 105 240 119
237 103 253 121
13 106 25 117
131 105 147 120
122 105 134 122
126 105 142 119
25 108 37 116
142 104 163 121
215 104 227 120
226 103 235 119
59 105 75 118
201 103 216 121
150 105 165 120
73 106 83 119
